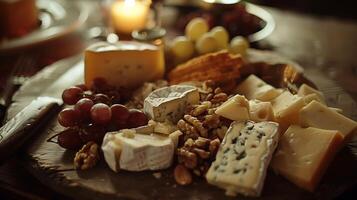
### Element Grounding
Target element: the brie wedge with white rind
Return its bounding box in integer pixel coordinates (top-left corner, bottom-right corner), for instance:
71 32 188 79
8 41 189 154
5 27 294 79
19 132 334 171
102 130 175 172
144 85 199 123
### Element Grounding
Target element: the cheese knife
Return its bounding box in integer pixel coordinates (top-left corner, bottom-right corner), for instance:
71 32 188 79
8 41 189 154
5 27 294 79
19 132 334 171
0 59 83 163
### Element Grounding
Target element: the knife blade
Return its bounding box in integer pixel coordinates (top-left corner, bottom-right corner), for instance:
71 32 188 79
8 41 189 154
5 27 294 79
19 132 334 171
0 59 84 163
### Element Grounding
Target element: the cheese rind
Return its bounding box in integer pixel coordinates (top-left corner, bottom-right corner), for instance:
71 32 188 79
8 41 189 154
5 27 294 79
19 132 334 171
215 95 250 121
299 100 357 139
85 41 164 89
236 75 281 101
272 125 343 191
206 121 280 197
144 85 199 123
102 131 175 172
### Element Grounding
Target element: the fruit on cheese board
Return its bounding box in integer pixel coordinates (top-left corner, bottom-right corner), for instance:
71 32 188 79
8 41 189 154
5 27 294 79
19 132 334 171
11 18 357 199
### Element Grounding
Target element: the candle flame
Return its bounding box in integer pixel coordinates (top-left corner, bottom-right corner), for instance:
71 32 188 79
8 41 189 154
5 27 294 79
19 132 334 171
124 0 136 7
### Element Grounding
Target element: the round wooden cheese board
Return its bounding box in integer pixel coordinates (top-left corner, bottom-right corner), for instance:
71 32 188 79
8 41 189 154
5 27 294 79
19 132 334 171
7 50 357 200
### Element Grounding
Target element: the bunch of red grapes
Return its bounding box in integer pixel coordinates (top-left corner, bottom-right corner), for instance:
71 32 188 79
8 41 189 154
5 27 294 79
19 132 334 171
55 78 148 150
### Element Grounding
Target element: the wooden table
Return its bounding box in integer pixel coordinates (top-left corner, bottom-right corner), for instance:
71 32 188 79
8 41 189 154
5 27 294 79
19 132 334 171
1 5 357 200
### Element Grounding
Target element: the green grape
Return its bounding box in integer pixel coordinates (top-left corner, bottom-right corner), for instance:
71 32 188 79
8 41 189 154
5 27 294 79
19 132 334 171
185 18 209 41
195 33 218 55
229 36 249 56
210 26 229 50
171 36 195 61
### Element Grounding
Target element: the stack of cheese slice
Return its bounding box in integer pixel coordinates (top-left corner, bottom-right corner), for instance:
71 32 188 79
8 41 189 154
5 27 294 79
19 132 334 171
213 74 357 195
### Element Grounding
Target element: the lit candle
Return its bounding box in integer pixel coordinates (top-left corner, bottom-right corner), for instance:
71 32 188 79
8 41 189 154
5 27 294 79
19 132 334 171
110 0 150 35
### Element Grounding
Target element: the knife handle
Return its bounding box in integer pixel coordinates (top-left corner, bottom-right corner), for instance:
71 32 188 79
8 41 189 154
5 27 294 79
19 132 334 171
0 97 61 164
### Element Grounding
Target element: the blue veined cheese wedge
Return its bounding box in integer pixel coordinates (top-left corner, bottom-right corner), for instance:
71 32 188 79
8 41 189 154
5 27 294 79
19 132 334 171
143 85 199 123
84 41 164 89
102 129 176 172
206 121 280 197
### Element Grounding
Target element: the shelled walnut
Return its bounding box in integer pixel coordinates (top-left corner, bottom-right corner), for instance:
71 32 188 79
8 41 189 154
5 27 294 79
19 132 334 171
74 141 100 170
175 80 231 180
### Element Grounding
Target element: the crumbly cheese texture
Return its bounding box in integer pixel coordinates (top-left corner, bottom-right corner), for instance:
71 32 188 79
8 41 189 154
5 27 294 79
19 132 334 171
144 85 199 123
84 41 164 89
206 121 280 197
102 131 175 172
299 100 357 139
215 94 250 121
272 125 343 192
236 75 281 101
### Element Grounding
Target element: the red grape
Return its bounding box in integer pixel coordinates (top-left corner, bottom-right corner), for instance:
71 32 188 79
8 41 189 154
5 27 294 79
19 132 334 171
111 104 129 121
93 94 111 105
111 104 130 129
79 124 107 144
62 87 83 105
58 108 81 127
75 84 88 91
90 103 112 125
127 109 148 128
75 98 94 121
58 128 83 150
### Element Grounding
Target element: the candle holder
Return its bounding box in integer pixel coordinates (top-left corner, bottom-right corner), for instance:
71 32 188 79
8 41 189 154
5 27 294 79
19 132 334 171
108 0 151 40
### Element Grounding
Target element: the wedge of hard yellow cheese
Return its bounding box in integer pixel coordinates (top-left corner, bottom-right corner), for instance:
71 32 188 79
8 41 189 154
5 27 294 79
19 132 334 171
272 125 343 192
85 41 164 89
299 100 357 140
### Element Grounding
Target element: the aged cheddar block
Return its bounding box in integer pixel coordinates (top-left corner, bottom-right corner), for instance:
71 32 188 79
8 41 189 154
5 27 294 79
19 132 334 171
85 41 164 89
236 75 282 101
206 121 280 197
271 91 305 131
272 125 343 191
299 100 357 139
249 100 275 122
215 95 250 121
144 85 199 123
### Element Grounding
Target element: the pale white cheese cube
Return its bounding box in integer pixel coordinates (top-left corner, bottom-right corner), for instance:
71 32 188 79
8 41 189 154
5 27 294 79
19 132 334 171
215 94 250 121
249 100 275 122
236 75 281 101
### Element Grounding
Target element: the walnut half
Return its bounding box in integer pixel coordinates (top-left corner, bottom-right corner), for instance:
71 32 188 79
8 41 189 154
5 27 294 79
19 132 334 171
74 141 100 170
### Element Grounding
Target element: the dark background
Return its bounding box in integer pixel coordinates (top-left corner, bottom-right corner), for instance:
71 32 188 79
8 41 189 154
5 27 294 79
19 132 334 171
251 0 357 20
